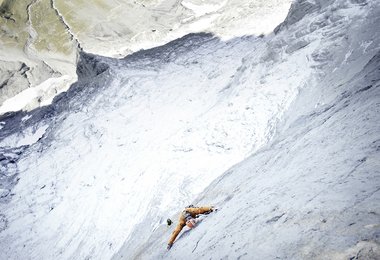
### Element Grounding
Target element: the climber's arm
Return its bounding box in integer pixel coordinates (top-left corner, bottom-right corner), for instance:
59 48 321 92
168 222 185 247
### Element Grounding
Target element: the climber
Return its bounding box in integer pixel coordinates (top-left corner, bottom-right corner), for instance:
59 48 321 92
167 205 216 250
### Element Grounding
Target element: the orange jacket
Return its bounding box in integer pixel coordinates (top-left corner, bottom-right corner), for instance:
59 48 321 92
168 206 213 246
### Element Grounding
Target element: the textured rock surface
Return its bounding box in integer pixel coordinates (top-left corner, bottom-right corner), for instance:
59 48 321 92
0 0 379 259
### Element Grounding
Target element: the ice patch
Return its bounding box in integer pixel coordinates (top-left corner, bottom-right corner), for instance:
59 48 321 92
343 49 353 64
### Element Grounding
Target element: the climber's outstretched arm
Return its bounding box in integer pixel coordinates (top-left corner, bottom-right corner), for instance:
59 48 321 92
168 222 185 248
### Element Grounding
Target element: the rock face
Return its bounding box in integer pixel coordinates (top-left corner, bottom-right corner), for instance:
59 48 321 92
0 0 78 114
150 50 380 260
0 0 379 259
115 0 380 259
0 0 292 114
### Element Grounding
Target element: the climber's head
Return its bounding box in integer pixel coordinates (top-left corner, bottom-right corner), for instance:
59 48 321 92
186 218 196 229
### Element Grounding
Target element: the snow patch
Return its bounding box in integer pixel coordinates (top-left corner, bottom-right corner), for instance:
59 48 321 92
0 125 49 148
181 1 227 17
21 115 32 122
0 75 73 114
